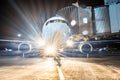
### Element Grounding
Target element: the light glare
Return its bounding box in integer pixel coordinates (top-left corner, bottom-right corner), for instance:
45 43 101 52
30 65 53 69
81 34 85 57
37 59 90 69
39 40 45 46
36 39 46 47
71 20 76 26
83 17 88 24
66 40 73 47
17 34 21 37
45 46 56 56
82 30 88 35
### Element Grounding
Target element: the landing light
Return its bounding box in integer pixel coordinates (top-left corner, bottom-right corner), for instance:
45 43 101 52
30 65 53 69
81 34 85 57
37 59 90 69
66 40 73 47
45 46 56 55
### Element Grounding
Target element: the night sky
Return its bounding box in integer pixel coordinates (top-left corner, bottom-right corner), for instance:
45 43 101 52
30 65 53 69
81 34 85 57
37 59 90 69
0 0 77 40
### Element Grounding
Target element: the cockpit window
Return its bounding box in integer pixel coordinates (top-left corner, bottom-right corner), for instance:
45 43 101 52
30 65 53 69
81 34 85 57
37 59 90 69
46 19 68 26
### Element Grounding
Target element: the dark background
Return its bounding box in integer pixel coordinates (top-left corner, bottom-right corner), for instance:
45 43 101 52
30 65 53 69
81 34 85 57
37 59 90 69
0 0 104 39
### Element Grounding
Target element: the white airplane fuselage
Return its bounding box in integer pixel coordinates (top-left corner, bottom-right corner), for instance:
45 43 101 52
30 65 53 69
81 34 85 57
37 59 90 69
42 16 70 48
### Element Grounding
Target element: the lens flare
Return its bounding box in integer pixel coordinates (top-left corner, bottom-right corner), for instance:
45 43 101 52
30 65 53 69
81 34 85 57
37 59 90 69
66 40 73 47
36 39 46 47
44 45 57 56
47 46 54 53
71 20 77 26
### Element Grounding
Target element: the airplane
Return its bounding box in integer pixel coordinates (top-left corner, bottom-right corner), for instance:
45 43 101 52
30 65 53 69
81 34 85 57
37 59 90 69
0 16 120 57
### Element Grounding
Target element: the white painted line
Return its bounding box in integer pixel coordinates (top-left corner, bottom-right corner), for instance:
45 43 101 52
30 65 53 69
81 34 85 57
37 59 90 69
57 66 65 80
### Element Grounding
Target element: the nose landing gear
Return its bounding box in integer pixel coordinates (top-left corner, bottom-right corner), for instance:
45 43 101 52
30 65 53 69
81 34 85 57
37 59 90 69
54 55 61 67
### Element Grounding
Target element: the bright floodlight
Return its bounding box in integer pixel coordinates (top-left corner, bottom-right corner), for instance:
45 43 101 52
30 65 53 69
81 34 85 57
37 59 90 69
66 40 73 47
82 30 88 35
83 17 88 24
17 34 21 37
71 20 77 26
37 39 45 47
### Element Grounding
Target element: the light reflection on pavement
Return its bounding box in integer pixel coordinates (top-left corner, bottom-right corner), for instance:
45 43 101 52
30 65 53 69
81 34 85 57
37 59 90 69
61 58 120 80
0 57 120 80
0 58 59 80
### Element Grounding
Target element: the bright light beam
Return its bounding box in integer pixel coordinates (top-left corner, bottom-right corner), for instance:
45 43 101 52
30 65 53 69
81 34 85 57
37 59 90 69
66 40 73 47
44 45 57 56
9 1 42 41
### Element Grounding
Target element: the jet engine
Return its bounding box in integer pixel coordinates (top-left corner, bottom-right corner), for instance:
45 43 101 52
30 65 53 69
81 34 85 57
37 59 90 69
79 42 93 53
18 42 32 52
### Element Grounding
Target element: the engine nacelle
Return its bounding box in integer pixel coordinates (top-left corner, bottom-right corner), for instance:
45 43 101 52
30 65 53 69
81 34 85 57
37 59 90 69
79 42 93 53
18 42 32 52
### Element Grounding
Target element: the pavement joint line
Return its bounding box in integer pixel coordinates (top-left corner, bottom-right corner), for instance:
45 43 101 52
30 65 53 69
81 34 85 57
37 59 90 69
57 66 65 80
